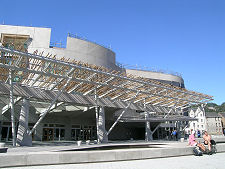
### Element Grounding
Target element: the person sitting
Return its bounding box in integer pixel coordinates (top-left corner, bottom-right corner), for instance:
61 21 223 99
203 131 212 151
188 131 206 152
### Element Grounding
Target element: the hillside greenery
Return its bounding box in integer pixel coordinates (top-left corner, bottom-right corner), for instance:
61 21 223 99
190 102 225 112
204 102 225 112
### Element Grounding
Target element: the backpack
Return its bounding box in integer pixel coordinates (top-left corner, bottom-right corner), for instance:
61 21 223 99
210 140 216 145
193 147 203 156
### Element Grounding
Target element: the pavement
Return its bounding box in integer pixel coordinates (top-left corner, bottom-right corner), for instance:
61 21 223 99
8 152 225 169
4 140 187 153
1 136 225 168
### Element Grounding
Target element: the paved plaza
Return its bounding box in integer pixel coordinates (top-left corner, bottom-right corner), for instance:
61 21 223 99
1 139 225 168
8 152 225 169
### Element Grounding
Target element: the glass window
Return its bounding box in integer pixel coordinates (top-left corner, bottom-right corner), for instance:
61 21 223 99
3 122 11 125
72 125 80 128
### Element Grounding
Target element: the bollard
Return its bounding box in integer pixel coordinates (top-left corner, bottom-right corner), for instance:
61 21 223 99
86 140 90 145
77 141 82 146
0 143 5 147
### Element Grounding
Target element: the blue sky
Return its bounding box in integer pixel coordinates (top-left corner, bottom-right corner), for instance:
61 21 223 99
1 0 225 104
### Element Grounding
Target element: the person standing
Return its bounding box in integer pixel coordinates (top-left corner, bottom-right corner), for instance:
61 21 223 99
197 130 201 138
172 130 177 141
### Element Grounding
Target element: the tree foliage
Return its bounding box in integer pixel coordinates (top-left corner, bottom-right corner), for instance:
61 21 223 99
204 102 225 112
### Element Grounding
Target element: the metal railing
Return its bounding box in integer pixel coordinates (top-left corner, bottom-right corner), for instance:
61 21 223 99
50 41 65 48
116 62 182 78
68 33 112 50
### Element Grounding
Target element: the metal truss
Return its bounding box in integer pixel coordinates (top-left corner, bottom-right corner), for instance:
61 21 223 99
0 47 213 143
0 47 212 109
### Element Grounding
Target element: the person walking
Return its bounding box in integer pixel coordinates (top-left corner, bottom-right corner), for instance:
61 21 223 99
172 130 177 141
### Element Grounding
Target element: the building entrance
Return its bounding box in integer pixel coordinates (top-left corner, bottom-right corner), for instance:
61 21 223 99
42 128 54 141
42 124 65 141
0 122 16 141
71 125 96 141
1 126 12 141
54 128 65 141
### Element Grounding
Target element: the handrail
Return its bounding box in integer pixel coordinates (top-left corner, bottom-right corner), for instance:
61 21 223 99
116 62 182 78
68 33 112 50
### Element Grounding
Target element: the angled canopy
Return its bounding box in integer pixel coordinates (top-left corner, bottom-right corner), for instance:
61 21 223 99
0 46 213 110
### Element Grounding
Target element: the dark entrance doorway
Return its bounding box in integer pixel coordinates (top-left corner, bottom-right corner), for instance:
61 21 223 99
42 128 54 141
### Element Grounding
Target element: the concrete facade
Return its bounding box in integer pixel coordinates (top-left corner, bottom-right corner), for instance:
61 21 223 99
0 24 184 86
126 69 184 88
0 25 119 71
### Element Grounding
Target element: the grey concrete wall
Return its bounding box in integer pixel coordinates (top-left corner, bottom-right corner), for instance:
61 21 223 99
31 38 121 71
0 24 121 71
66 37 118 70
0 24 185 83
126 69 184 88
0 25 51 49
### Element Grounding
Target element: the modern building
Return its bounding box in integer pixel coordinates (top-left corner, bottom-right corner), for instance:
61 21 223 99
0 25 212 146
0 24 184 86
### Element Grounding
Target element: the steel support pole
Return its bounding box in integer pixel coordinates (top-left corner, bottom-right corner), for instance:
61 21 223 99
152 123 161 134
107 91 140 136
0 111 2 141
98 106 108 143
16 98 32 146
144 100 152 141
176 120 181 141
2 97 23 115
94 88 100 143
9 69 16 147
107 107 129 136
145 112 153 141
29 78 72 135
